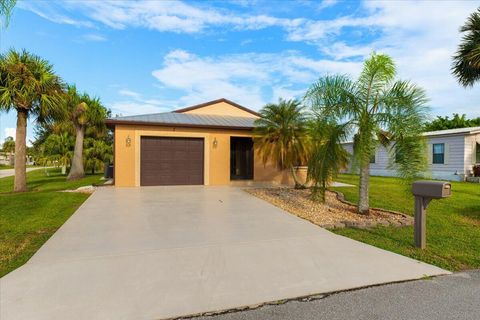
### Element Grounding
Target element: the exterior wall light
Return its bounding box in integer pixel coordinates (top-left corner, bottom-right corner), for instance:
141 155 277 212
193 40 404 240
213 137 218 148
126 135 131 147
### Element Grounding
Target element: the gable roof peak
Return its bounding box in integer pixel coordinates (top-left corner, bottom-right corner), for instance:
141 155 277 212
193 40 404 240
173 98 260 117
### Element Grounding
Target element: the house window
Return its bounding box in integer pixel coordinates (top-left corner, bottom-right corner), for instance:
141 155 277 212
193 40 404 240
432 143 445 164
370 153 376 164
394 148 401 163
476 143 480 163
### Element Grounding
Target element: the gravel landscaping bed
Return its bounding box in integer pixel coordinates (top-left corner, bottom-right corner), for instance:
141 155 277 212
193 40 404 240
246 188 413 229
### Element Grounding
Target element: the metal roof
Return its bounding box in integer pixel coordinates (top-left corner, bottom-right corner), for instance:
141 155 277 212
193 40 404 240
342 126 480 144
422 126 480 137
107 112 256 129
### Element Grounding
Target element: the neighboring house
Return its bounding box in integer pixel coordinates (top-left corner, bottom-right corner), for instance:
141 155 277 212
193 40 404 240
0 153 35 166
105 98 297 187
342 127 480 181
0 152 14 165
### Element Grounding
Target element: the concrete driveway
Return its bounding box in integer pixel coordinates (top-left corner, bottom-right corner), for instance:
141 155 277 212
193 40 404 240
0 186 448 320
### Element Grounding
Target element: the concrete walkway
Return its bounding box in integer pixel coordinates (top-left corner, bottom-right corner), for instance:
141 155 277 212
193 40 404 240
0 186 448 320
0 167 43 179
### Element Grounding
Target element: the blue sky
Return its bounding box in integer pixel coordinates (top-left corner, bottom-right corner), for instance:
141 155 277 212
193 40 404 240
1 0 479 143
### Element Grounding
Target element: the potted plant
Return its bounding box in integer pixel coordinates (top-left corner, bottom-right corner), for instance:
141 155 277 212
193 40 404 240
473 164 480 177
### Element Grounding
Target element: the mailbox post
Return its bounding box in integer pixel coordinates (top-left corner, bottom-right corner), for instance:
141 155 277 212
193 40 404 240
411 181 451 249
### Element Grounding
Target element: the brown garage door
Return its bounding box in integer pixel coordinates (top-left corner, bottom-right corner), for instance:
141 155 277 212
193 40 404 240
140 137 204 186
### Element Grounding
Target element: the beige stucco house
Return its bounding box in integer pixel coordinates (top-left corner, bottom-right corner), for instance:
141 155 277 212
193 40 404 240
106 98 299 187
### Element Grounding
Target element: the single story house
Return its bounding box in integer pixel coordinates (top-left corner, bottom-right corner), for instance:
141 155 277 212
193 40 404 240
105 98 299 187
342 126 480 181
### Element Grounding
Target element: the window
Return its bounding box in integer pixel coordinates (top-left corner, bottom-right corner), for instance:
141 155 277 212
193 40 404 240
394 148 401 163
476 143 480 164
432 143 445 164
370 153 376 164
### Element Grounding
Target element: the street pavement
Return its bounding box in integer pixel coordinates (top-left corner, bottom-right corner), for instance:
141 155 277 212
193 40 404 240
188 270 480 320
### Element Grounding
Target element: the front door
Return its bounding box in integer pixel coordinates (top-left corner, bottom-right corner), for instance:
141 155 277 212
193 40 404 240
230 137 254 180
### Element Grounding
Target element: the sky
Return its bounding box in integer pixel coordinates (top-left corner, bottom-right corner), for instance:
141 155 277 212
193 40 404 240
1 0 479 144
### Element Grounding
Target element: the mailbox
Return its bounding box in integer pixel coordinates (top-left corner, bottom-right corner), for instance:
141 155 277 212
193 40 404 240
411 180 452 249
412 181 451 199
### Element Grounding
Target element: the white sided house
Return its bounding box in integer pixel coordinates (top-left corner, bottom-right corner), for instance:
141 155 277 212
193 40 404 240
342 127 480 181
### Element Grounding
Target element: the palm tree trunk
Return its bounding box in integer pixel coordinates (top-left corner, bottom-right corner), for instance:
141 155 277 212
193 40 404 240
67 125 85 181
358 163 370 215
14 109 28 192
290 165 305 189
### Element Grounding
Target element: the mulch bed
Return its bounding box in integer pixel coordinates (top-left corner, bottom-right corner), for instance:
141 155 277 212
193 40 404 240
245 187 413 229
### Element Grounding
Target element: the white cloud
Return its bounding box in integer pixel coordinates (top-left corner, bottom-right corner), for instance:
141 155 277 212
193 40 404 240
318 0 338 10
151 50 363 110
4 128 15 139
118 89 142 100
81 33 107 42
109 101 170 116
20 0 300 34
18 0 94 28
282 1 480 117
109 89 177 116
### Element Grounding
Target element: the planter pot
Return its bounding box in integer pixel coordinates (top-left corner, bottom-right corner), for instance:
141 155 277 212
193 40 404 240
473 165 480 177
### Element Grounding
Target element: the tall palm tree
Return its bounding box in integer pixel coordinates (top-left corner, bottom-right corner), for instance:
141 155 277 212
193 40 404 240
66 85 108 181
452 8 480 87
0 49 64 192
305 53 429 214
254 98 309 188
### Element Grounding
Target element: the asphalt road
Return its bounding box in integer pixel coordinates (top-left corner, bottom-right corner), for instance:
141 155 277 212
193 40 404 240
186 270 480 320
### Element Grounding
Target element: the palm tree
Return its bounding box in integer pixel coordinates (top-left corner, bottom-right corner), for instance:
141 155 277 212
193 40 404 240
0 49 64 192
305 53 429 214
307 120 350 202
1 135 14 164
66 85 108 181
452 8 480 87
254 98 310 188
2 135 14 153
84 138 113 175
39 132 73 174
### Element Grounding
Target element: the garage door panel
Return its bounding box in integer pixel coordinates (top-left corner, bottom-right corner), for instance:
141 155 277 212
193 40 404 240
141 137 204 186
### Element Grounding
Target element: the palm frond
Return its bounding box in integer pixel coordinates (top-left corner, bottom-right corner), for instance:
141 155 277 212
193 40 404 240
452 8 480 87
304 74 359 121
0 0 16 27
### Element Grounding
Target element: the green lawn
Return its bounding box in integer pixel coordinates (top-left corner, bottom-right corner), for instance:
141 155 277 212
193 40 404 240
332 174 480 271
0 168 103 277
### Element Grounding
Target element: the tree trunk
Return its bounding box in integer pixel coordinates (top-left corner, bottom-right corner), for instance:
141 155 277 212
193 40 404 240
14 109 28 192
358 163 370 215
290 166 305 189
67 125 85 181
